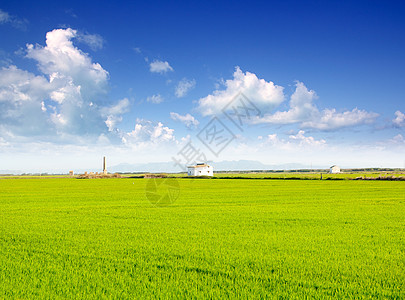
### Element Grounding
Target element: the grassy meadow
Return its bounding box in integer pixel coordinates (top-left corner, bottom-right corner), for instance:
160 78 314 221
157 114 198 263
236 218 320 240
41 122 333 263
0 177 404 298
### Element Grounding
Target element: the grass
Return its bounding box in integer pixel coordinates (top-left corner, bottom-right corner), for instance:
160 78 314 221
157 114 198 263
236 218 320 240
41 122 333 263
212 171 405 180
148 171 405 180
0 178 404 298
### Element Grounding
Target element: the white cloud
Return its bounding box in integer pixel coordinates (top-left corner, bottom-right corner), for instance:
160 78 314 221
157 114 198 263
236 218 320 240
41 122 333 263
175 78 196 98
263 130 326 150
122 120 175 145
302 108 378 130
256 81 318 124
76 32 104 50
101 98 130 131
390 134 404 144
0 65 52 135
0 9 28 30
26 28 109 98
104 98 130 115
197 66 285 116
147 94 164 104
289 130 326 146
0 28 132 140
0 28 179 150
104 115 120 132
149 60 174 74
24 28 112 135
393 110 405 127
254 81 378 130
0 65 51 102
170 112 199 128
0 136 10 147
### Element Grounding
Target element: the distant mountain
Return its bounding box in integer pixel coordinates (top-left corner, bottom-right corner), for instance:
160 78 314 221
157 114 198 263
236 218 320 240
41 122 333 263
108 160 321 173
0 170 22 175
211 160 312 171
109 162 180 173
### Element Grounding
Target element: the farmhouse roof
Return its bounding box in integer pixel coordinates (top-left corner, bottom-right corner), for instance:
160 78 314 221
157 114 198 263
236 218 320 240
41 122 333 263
187 164 210 168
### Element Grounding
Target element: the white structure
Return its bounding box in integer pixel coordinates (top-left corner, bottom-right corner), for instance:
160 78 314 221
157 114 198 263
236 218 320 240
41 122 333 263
187 163 214 176
329 165 341 174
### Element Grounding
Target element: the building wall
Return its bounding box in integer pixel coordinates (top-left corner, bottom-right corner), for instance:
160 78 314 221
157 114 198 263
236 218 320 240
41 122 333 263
188 165 214 176
330 166 341 173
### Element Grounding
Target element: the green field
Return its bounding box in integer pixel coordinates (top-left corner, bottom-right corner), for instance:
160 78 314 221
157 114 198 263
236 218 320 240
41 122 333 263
0 178 404 298
142 170 405 180
211 171 405 180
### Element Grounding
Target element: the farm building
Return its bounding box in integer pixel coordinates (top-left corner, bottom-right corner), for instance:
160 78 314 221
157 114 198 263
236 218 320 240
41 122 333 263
329 165 341 174
187 163 214 176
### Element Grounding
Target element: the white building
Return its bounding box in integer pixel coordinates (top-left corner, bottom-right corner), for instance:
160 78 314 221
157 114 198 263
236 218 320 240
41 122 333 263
187 163 214 176
329 165 341 174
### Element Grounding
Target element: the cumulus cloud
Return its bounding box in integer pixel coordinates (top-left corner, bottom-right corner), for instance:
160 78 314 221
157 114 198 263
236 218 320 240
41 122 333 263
288 130 326 146
393 110 405 127
26 28 109 97
146 94 164 104
257 81 318 124
175 78 196 98
149 60 174 74
21 28 112 136
122 119 175 145
197 66 285 116
170 112 199 128
0 9 28 30
0 27 182 152
0 28 133 140
254 81 378 130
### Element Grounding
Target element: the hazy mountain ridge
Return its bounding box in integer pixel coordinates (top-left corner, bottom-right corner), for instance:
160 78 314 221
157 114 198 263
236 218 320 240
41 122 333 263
0 170 22 175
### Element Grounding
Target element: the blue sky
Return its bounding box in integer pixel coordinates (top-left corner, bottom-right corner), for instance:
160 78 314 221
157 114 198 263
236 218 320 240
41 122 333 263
0 0 405 172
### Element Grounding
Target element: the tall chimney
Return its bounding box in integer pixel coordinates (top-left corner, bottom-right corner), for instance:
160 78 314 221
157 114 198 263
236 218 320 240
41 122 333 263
103 156 106 174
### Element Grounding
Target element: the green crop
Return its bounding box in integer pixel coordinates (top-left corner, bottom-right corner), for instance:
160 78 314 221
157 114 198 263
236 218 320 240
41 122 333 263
0 178 404 298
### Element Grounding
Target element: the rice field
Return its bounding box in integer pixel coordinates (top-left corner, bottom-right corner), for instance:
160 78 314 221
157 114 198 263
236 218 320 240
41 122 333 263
0 177 404 298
